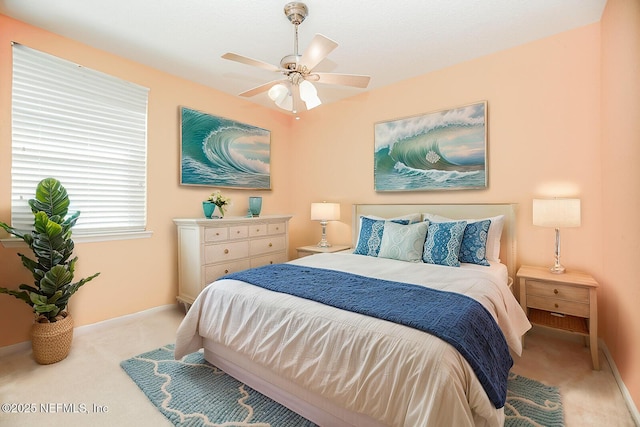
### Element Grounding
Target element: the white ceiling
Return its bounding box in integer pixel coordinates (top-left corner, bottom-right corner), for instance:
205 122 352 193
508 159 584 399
0 0 607 113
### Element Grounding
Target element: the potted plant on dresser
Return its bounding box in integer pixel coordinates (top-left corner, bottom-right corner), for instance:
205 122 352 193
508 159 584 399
0 178 100 364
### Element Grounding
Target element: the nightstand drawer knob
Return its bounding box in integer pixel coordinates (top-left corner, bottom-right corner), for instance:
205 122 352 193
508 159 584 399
224 269 229 274
555 303 559 308
554 289 559 294
268 243 273 247
224 249 229 254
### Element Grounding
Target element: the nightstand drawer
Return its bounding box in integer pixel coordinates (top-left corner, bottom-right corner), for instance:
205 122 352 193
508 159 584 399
527 295 590 317
527 280 589 303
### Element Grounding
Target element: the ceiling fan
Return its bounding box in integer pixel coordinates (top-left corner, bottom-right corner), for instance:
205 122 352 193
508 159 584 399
222 2 371 113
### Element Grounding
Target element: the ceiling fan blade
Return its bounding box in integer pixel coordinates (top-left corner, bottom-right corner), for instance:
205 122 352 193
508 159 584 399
238 79 287 98
311 72 371 89
300 34 338 71
222 52 281 73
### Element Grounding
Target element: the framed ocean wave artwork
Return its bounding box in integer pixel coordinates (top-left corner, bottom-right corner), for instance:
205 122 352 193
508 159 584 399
180 107 271 189
374 101 487 191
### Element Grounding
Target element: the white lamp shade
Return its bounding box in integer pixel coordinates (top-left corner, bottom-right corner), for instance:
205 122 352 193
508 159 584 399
299 80 322 110
311 202 340 221
268 83 293 111
533 198 581 228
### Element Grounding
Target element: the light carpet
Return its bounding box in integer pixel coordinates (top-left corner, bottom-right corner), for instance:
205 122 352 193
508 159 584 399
121 344 563 427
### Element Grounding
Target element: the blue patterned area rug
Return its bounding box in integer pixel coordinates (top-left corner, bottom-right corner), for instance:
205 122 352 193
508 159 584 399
121 345 563 427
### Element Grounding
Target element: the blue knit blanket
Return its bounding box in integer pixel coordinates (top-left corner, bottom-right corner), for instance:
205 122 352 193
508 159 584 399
222 264 512 408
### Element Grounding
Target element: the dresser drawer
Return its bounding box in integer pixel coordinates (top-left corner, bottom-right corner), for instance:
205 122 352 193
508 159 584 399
250 252 287 268
229 225 249 240
250 236 286 256
268 222 286 235
204 241 249 263
204 226 229 242
204 260 250 284
527 280 589 303
527 295 590 317
248 223 269 237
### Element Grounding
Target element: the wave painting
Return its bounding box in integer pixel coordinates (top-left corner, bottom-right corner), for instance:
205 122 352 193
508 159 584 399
374 102 487 191
180 107 270 189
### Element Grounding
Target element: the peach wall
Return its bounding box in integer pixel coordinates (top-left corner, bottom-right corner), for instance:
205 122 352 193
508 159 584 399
289 23 603 284
0 14 294 347
601 0 640 410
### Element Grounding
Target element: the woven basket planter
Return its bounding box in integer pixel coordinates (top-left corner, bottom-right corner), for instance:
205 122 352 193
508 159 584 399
30 313 74 365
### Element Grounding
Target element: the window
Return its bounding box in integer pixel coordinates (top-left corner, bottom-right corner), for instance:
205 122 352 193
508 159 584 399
10 43 149 238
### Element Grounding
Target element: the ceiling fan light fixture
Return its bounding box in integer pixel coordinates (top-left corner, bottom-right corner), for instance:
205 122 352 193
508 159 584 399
268 83 293 111
299 80 321 110
222 2 370 113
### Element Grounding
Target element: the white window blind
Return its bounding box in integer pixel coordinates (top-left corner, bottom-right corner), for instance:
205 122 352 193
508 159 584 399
11 43 149 235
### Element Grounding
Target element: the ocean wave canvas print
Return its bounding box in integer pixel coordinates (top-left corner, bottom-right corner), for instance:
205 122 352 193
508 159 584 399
374 102 487 191
180 107 271 189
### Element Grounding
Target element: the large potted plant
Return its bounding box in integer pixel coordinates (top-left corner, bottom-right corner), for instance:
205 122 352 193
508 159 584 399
0 178 100 364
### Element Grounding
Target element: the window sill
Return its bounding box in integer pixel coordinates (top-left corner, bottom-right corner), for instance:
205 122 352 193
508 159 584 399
1 230 153 248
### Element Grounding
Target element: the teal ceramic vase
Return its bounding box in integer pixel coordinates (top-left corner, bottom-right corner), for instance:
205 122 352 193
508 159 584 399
249 197 262 217
202 201 215 218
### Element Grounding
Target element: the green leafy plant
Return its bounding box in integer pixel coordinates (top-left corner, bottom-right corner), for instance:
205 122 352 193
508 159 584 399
0 178 100 322
206 190 231 216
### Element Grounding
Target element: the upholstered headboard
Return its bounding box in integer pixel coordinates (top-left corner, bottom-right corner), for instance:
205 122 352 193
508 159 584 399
351 203 517 280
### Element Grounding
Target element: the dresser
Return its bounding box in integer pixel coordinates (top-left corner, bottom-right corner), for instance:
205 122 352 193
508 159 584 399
517 265 599 370
174 215 292 308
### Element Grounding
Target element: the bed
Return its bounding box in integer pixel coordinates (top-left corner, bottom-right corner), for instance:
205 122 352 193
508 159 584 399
175 203 531 427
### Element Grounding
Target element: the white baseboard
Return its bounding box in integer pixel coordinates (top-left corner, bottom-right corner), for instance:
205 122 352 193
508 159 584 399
600 339 640 426
73 303 179 336
0 304 180 358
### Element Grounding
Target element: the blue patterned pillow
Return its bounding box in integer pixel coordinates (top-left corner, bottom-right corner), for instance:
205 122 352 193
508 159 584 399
378 221 429 262
422 221 467 267
354 216 410 257
458 219 491 266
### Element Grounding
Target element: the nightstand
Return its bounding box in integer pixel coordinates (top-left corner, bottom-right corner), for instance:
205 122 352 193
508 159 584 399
296 244 351 258
517 265 599 370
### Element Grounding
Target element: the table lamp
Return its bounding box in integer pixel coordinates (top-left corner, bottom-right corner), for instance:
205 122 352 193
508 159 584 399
533 198 581 274
310 202 340 247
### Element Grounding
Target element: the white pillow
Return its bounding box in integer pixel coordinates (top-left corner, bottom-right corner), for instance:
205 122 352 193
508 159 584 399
422 213 504 262
378 221 429 262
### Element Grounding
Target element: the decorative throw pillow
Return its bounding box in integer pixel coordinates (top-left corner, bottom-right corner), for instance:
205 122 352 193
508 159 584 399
422 221 467 267
353 216 410 257
378 221 429 262
458 219 491 266
423 213 504 262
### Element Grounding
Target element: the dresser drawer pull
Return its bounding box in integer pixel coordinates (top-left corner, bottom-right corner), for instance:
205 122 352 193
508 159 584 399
216 232 220 236
224 249 229 254
224 269 229 274
270 261 274 264
554 289 559 294
236 230 241 234
256 228 261 232
268 243 273 247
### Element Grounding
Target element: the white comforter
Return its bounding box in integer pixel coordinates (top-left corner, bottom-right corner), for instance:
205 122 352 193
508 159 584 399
175 253 531 427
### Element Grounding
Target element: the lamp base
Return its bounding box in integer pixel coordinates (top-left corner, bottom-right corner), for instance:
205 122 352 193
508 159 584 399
549 264 566 274
316 220 332 247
